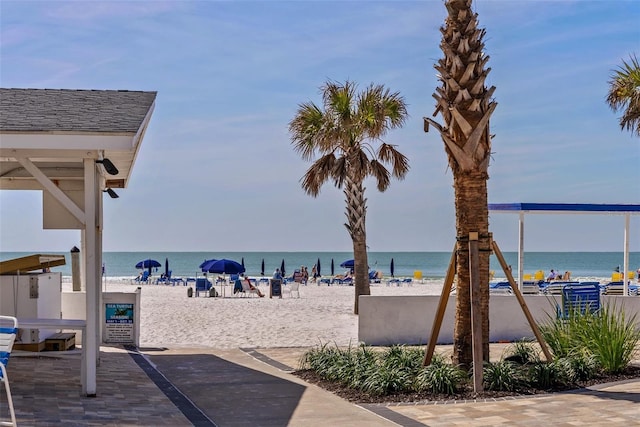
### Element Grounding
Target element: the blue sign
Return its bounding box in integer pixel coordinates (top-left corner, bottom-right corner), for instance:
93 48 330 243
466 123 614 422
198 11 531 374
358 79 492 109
105 303 134 324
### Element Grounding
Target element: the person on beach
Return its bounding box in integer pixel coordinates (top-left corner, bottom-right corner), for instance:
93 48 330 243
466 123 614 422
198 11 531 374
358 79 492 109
547 269 557 281
310 264 317 283
241 274 264 297
272 268 283 281
302 266 309 285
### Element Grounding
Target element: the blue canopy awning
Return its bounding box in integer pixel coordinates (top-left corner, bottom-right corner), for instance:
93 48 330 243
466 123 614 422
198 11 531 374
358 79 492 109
489 202 640 294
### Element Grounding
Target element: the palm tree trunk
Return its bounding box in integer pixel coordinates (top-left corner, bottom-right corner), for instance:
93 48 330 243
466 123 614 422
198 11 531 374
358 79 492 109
345 177 371 314
452 171 490 368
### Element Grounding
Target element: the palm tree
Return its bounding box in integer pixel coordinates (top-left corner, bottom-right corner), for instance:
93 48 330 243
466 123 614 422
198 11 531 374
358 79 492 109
424 0 496 368
606 54 640 137
289 80 409 314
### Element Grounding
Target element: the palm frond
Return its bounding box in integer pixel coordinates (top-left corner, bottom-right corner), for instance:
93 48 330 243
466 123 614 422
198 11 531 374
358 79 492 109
289 102 326 160
331 156 348 188
378 143 410 179
301 154 337 196
369 160 391 191
606 54 640 136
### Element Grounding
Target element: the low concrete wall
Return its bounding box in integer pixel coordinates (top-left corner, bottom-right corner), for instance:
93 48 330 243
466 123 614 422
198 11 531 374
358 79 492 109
358 295 640 346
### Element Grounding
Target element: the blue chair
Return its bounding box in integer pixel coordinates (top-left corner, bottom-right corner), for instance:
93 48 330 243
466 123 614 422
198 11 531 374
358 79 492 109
0 315 18 426
195 278 213 297
557 283 601 319
369 270 382 284
133 270 150 284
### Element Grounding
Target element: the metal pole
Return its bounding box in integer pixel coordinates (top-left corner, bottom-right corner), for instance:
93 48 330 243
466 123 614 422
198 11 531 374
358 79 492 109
624 213 630 295
518 212 524 291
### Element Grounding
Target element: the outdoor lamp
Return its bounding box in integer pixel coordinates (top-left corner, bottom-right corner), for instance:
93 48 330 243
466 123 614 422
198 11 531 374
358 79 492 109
96 158 119 175
104 188 119 199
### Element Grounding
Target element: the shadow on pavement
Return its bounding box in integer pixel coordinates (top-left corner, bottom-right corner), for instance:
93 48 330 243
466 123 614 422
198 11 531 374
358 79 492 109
145 352 307 427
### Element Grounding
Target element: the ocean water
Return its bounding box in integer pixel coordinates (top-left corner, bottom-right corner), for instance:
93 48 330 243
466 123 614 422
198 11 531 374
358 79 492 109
1 251 638 281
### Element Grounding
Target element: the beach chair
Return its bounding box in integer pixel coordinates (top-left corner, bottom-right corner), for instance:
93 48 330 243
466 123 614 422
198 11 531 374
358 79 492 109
369 270 382 284
0 315 18 427
557 283 601 319
283 281 300 298
387 278 400 286
489 281 512 294
522 281 542 295
132 270 150 284
195 278 213 297
239 280 260 297
333 276 352 285
604 281 639 296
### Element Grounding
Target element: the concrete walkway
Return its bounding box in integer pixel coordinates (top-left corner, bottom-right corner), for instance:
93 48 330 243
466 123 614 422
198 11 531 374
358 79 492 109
2 345 639 426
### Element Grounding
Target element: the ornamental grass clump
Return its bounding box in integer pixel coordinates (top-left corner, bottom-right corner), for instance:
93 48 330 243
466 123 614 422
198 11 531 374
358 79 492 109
504 339 540 365
580 303 640 374
527 359 573 390
360 345 424 395
539 301 640 374
414 354 467 395
483 360 522 392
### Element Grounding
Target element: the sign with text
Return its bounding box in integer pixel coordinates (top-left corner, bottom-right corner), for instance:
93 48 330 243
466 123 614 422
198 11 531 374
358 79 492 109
104 303 134 343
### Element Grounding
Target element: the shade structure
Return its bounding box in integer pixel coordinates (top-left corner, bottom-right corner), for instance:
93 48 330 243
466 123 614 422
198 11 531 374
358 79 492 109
340 259 354 269
331 259 334 276
261 259 265 276
241 257 245 270
136 259 160 275
316 258 321 276
280 259 286 276
390 258 395 277
165 258 169 277
202 259 245 275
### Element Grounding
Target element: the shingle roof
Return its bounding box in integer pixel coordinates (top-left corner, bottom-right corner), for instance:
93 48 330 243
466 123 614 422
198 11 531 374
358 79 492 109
0 88 157 133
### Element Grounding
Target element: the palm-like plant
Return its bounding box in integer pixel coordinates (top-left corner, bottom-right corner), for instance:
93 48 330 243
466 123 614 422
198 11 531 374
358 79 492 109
289 80 409 314
606 54 640 137
424 0 496 367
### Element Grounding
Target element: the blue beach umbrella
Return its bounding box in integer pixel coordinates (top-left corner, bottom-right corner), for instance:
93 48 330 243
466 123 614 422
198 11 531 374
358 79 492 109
199 259 218 272
261 259 265 276
316 258 321 276
390 258 395 278
135 259 161 276
241 257 245 270
340 259 354 269
165 258 169 278
281 259 286 276
202 259 245 275
331 259 334 276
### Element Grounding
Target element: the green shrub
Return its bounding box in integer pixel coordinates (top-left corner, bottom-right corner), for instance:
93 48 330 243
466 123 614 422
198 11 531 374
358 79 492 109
483 361 522 391
539 301 640 374
360 365 413 395
567 351 600 381
504 339 540 365
580 303 640 374
415 355 467 395
528 360 572 390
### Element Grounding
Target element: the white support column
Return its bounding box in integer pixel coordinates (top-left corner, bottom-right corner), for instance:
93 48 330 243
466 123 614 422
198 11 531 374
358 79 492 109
96 176 104 367
83 158 97 396
518 212 524 290
623 213 630 296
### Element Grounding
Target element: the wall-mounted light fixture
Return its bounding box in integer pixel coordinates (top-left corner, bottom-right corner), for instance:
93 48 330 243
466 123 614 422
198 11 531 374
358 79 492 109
96 158 119 176
104 188 119 199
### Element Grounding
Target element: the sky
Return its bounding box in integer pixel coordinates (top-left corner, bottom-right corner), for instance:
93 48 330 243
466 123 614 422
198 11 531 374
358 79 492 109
0 0 639 253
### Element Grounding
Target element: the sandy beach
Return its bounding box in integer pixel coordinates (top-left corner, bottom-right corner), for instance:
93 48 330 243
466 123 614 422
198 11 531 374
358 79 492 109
78 278 446 349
